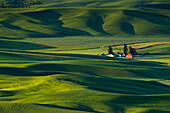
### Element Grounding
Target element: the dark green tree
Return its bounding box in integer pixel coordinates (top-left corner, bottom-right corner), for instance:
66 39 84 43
108 46 114 54
128 46 133 54
123 44 128 56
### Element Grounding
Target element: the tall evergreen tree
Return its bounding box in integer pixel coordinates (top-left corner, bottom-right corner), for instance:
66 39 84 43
123 44 128 56
108 46 114 54
129 46 133 54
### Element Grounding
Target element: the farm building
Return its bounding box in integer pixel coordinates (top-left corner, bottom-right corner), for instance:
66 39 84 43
126 53 134 58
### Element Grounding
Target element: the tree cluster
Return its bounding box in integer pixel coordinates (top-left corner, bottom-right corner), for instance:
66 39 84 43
128 46 137 55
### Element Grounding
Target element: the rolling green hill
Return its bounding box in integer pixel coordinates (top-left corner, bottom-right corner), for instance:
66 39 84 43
0 0 170 113
0 0 170 37
1 0 169 8
0 7 170 38
36 0 170 9
0 37 170 113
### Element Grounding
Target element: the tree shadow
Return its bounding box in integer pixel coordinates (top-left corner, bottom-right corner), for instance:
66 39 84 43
137 44 163 50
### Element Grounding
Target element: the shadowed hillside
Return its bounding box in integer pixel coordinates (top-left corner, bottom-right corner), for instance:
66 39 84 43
26 0 170 8
0 38 170 112
0 0 170 113
0 7 170 38
0 0 170 38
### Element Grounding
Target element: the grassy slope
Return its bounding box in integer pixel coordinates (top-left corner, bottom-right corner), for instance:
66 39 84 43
1 0 170 7
0 38 170 113
0 0 170 113
31 0 170 8
0 3 170 38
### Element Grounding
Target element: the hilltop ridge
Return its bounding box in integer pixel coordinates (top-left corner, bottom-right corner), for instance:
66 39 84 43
22 0 170 8
0 0 170 38
0 7 170 38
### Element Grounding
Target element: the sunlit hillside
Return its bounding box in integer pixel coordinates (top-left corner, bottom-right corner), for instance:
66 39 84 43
0 0 170 113
0 7 170 38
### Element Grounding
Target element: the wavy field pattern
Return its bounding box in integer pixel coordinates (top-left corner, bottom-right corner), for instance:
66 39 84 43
0 0 170 113
0 6 170 38
0 37 170 112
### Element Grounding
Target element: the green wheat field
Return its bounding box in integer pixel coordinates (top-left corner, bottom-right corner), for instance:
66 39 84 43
0 0 170 113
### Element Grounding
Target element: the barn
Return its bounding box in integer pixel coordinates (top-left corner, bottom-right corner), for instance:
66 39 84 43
126 53 134 58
